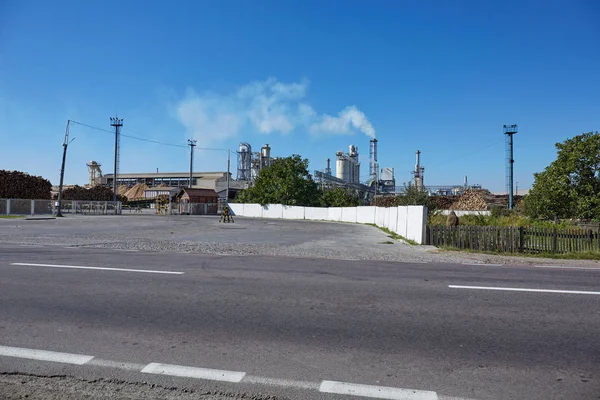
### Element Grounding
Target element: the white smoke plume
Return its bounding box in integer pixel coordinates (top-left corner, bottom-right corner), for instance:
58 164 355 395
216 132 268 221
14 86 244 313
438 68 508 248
309 105 376 138
173 78 375 145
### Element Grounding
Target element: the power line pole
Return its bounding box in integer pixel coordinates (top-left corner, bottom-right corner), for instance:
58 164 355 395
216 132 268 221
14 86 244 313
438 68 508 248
226 149 230 203
110 116 123 203
55 120 74 217
188 139 197 188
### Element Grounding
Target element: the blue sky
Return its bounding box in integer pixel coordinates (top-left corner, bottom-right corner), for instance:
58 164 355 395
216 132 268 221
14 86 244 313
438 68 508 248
1 0 598 192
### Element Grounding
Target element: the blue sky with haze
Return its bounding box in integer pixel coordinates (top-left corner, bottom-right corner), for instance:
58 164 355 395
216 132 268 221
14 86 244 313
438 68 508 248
1 0 598 192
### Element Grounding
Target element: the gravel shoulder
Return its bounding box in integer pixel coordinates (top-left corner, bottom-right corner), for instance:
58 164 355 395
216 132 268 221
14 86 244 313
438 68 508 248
0 373 281 400
1 215 599 267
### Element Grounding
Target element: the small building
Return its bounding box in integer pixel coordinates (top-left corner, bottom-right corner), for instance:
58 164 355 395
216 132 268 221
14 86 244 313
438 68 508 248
175 188 219 215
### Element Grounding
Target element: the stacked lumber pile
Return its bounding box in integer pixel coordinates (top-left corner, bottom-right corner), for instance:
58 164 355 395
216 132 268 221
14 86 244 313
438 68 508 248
450 189 488 210
123 183 149 200
62 185 118 201
0 170 52 199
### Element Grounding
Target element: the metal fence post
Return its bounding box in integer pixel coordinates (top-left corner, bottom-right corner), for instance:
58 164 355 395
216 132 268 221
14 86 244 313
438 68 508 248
31 200 35 216
6 199 10 215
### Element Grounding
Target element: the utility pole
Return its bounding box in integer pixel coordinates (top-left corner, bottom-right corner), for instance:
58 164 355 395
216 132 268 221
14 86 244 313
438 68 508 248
188 139 197 188
110 116 123 203
55 120 74 217
226 149 230 204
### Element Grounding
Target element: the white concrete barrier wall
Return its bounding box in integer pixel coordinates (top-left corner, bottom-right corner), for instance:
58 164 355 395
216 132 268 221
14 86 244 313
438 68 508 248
228 203 244 216
356 206 376 224
244 204 263 218
376 207 386 227
263 204 283 219
396 206 408 238
406 205 427 244
341 207 358 223
328 207 343 222
304 207 329 221
387 207 399 234
228 203 427 244
282 205 305 220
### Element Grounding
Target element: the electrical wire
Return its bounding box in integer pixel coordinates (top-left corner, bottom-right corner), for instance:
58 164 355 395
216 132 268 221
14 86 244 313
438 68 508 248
70 120 230 151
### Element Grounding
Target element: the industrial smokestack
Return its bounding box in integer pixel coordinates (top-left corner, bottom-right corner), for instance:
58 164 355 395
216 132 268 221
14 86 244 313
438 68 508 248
326 158 331 175
464 175 468 187
369 138 378 181
414 150 424 190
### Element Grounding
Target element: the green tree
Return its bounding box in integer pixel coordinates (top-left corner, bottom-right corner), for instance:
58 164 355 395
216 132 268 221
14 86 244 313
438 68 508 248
525 132 600 220
321 187 360 207
236 155 322 206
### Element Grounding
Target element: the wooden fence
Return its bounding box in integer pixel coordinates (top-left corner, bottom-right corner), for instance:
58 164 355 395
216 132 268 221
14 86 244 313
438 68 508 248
427 225 600 254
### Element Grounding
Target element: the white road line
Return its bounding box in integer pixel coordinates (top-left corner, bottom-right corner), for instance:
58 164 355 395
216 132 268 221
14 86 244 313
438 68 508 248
242 375 320 390
87 358 146 371
462 263 503 267
0 345 94 365
9 263 184 275
531 265 600 271
319 380 438 400
449 285 600 295
141 363 246 382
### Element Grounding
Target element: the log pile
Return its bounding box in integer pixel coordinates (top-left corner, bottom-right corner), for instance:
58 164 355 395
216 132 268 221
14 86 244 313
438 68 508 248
431 196 456 210
450 189 488 210
0 170 52 199
62 185 118 201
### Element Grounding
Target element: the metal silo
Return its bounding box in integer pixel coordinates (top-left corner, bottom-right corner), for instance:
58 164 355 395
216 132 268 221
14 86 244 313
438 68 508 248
237 142 252 181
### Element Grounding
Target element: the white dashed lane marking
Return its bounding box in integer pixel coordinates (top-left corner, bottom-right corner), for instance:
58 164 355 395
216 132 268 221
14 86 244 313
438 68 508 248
141 362 246 382
0 345 94 365
449 285 600 295
320 380 438 400
9 262 184 275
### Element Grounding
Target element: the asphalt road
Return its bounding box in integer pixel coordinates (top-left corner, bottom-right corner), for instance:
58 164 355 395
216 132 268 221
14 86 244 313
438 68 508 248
0 243 599 399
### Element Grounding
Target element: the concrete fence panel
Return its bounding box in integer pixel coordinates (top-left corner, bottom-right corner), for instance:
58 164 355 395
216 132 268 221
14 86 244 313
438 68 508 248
282 205 305 220
243 204 263 218
228 203 244 216
375 207 386 227
304 207 329 221
387 207 399 234
406 205 427 244
356 206 376 224
263 204 283 219
328 207 343 222
341 207 358 223
396 206 408 237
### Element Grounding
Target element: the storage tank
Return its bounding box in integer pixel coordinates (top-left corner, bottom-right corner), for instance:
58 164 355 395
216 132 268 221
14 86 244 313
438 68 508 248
336 152 350 182
260 144 271 168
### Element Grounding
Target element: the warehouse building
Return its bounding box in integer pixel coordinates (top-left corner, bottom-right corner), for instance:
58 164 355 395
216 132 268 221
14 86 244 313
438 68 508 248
102 171 248 200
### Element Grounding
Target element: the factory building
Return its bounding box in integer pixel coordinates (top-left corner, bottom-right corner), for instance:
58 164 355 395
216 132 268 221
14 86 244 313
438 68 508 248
102 171 247 200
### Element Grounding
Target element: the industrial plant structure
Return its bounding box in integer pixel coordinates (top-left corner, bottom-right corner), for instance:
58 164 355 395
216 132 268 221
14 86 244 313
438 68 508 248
237 143 274 182
335 145 360 184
